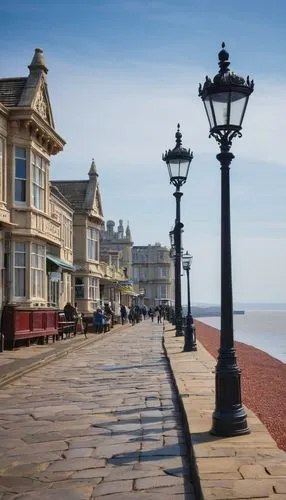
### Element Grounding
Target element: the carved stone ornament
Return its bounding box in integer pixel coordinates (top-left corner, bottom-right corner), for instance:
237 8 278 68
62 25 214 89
95 191 100 213
34 85 48 121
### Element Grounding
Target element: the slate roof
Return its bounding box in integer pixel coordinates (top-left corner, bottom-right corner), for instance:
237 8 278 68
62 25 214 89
0 77 27 107
51 181 89 211
50 184 73 210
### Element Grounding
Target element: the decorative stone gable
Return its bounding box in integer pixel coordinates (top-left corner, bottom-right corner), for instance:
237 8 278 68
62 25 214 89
33 78 54 127
34 84 48 120
94 187 103 218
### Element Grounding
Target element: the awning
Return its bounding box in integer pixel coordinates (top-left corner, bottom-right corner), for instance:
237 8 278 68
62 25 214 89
46 254 75 272
116 281 136 296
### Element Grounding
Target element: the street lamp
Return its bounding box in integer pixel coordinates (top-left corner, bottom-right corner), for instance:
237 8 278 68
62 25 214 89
163 124 193 337
182 251 197 351
169 229 176 325
199 43 254 436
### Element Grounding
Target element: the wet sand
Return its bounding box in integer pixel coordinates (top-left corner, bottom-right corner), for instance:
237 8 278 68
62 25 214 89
195 320 286 451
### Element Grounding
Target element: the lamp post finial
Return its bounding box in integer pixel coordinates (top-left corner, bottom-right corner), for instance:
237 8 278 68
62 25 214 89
175 123 182 147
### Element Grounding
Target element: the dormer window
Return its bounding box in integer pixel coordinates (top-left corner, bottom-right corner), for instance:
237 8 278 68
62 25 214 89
15 147 27 203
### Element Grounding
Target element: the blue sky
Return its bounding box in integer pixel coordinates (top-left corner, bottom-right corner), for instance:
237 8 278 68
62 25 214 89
1 0 286 304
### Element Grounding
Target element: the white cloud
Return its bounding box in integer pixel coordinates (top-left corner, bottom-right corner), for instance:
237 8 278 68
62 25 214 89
45 58 286 176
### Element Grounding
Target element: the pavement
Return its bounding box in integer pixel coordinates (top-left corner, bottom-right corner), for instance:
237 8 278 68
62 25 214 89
0 325 126 388
0 320 285 499
0 321 194 499
164 323 286 500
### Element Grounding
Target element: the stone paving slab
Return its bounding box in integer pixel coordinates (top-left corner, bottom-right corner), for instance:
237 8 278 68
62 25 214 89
164 323 286 500
0 324 126 388
0 321 195 499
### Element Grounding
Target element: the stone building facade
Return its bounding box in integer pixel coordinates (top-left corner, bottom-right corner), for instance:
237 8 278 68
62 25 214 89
0 48 128 317
0 48 75 312
52 162 126 315
132 243 174 308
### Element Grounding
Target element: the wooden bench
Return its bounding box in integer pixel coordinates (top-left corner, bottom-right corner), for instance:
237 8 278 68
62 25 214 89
1 306 59 350
57 313 76 340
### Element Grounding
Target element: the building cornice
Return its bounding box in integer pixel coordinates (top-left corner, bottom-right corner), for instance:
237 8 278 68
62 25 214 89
8 107 65 155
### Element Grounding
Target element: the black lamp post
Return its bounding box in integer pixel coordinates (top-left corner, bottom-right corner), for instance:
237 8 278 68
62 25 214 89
199 43 254 436
163 124 193 337
182 251 197 351
169 229 176 325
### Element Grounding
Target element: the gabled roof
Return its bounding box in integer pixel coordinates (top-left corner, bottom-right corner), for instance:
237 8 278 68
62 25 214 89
52 160 104 222
0 48 55 128
0 77 27 107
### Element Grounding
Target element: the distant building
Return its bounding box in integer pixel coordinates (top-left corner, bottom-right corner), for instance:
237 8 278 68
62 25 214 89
100 219 137 307
132 243 174 308
100 219 133 279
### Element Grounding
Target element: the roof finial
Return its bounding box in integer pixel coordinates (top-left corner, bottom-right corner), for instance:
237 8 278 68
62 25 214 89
88 158 98 176
28 48 48 74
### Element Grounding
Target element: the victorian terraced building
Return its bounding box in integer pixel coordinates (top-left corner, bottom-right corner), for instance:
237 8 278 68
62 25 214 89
0 48 128 317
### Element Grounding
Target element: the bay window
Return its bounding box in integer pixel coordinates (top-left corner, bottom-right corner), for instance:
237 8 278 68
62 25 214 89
31 243 45 298
75 277 84 299
87 227 99 261
32 153 46 210
14 243 26 297
89 277 99 301
15 147 27 203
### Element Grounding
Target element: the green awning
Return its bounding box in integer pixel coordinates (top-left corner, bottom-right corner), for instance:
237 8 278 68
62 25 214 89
46 254 75 272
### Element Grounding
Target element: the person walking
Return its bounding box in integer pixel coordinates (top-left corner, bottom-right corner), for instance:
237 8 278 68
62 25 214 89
120 304 127 325
81 313 88 339
93 308 105 333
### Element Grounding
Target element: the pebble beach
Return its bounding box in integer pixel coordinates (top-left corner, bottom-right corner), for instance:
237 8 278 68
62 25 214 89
195 319 286 451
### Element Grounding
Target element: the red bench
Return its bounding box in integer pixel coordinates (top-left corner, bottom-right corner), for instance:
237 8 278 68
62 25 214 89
1 306 59 350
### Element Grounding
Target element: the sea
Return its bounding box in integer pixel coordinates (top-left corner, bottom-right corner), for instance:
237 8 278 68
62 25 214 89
198 308 286 364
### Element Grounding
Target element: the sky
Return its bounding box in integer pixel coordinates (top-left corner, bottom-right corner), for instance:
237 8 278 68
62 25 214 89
0 0 286 305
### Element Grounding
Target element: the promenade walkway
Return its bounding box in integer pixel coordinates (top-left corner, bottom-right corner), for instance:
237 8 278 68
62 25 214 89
0 321 194 499
164 323 286 500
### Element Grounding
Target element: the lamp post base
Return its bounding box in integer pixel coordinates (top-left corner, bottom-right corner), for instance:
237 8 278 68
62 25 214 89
183 315 197 351
175 315 184 337
211 406 249 436
210 356 250 436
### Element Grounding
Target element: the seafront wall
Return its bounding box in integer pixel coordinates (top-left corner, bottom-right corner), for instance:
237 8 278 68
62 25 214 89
195 320 286 451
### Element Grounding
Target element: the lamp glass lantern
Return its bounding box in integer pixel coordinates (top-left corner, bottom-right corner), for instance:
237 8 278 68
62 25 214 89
199 43 254 140
182 251 193 271
163 124 193 188
166 154 191 186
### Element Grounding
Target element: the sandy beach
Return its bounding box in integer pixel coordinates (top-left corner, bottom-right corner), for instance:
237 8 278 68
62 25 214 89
195 319 286 451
